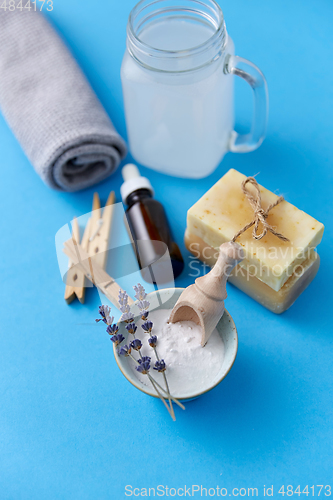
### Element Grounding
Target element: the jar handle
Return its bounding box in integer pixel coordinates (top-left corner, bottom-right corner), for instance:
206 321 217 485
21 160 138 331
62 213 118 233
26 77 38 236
224 55 269 152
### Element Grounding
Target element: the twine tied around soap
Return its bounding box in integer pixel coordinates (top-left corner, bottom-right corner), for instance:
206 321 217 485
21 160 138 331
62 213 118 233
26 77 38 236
231 177 290 243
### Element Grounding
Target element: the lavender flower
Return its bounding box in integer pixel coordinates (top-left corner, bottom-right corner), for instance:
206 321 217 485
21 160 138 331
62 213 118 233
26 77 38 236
99 305 110 318
136 363 150 375
121 312 134 323
118 289 135 322
137 300 150 311
118 345 131 357
148 335 157 348
142 321 153 333
139 356 151 363
126 323 137 335
133 284 147 301
105 315 114 326
141 310 149 321
136 356 151 374
106 324 119 335
130 339 142 351
95 293 183 420
154 360 166 373
119 302 130 314
110 333 125 346
118 290 128 305
96 305 113 324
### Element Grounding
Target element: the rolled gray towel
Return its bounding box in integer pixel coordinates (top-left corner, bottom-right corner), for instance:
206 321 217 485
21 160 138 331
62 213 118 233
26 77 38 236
0 10 127 191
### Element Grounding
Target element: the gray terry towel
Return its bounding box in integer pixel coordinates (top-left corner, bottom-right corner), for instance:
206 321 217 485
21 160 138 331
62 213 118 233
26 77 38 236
0 10 127 191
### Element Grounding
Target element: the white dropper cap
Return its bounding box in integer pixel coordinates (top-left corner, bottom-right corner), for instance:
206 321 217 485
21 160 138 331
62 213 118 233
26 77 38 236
120 163 154 204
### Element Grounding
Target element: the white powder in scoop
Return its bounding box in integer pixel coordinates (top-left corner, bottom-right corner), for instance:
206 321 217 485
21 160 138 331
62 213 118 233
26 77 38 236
129 308 224 397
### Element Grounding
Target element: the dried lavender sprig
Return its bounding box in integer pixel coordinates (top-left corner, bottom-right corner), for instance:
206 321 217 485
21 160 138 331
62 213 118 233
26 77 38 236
134 285 176 416
119 345 131 356
152 346 175 413
96 304 175 413
141 308 172 398
106 324 119 335
148 335 157 348
140 311 176 415
137 300 150 311
148 375 176 421
120 304 131 314
110 333 125 346
118 289 135 323
154 360 166 372
97 292 183 416
147 374 185 411
121 312 135 323
140 307 175 414
150 375 185 410
127 350 169 409
130 339 142 351
127 352 174 420
128 352 184 411
136 356 151 374
141 310 149 321
96 305 114 326
126 297 181 413
142 321 153 333
118 290 128 305
133 284 147 302
126 323 137 335
127 325 166 407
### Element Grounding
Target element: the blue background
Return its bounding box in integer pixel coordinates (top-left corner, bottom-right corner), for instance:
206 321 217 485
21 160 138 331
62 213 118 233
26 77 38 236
0 0 332 498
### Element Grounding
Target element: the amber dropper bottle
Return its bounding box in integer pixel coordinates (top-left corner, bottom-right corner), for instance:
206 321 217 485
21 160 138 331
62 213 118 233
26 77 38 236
121 164 184 284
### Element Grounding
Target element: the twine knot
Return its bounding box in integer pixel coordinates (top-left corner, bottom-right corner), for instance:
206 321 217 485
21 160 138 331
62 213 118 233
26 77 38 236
231 177 289 243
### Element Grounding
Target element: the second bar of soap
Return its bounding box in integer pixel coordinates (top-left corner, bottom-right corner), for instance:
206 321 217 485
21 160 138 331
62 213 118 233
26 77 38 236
185 169 324 312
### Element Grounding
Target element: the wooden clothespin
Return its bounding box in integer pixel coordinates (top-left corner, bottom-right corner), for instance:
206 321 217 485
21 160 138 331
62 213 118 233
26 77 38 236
87 191 115 268
64 217 89 304
64 191 115 304
63 238 134 308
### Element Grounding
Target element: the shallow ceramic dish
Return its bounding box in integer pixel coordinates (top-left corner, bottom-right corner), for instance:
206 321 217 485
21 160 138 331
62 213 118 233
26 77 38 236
113 288 238 401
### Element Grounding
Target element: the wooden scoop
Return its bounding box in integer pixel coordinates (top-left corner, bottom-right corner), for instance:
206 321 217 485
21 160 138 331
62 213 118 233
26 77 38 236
169 241 245 346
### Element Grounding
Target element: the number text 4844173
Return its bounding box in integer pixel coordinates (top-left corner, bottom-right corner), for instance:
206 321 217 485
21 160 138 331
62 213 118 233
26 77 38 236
0 0 53 12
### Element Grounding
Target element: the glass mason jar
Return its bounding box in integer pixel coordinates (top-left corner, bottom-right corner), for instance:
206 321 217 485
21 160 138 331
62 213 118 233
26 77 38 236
121 0 268 178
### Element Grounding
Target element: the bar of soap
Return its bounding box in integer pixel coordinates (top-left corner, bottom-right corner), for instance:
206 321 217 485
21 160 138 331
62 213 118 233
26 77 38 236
185 230 320 314
187 169 324 292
